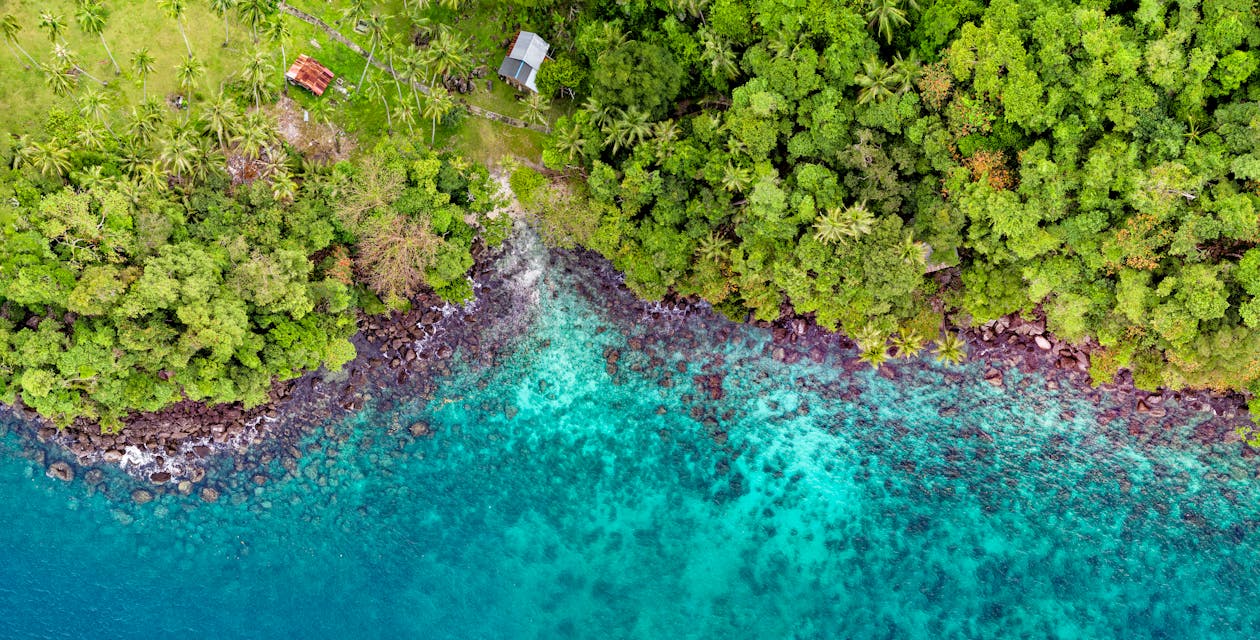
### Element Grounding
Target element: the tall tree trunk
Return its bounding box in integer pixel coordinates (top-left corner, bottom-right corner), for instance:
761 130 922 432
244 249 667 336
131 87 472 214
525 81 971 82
99 34 121 75
4 43 25 66
12 41 37 67
431 116 436 145
388 52 406 105
223 15 230 45
381 96 392 132
77 65 106 85
178 21 191 56
358 39 376 90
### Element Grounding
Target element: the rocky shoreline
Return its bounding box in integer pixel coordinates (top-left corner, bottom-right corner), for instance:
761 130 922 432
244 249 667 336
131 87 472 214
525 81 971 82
2 230 1255 498
749 302 1252 458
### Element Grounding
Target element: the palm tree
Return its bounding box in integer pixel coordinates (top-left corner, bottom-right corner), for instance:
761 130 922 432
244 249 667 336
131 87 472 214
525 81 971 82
814 201 875 244
522 92 551 127
422 86 455 145
341 0 371 25
891 329 926 358
858 345 889 369
898 232 927 266
695 230 731 263
237 0 272 42
159 129 197 181
139 159 169 192
209 0 238 46
865 0 910 45
399 48 427 113
890 51 921 94
700 30 738 81
397 100 418 141
426 30 469 85
605 107 651 154
79 86 114 133
934 332 967 365
379 32 410 108
42 63 78 97
202 91 239 150
854 56 898 105
242 48 271 108
53 43 105 85
191 136 225 182
271 170 297 204
129 99 166 144
38 12 66 43
357 12 388 90
31 139 71 177
1 14 38 66
364 74 395 132
265 16 290 76
676 0 709 23
158 0 193 56
9 135 34 170
583 96 621 131
720 161 752 194
553 120 586 162
132 47 156 99
117 135 149 175
176 55 206 107
232 110 274 159
75 2 120 75
77 121 109 152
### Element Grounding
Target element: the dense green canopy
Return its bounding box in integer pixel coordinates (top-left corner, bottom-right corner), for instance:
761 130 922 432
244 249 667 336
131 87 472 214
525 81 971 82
527 0 1260 405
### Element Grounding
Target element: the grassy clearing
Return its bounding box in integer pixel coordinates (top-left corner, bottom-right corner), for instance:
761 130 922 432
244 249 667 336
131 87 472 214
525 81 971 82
443 113 547 167
1 0 556 170
287 0 576 121
0 0 268 133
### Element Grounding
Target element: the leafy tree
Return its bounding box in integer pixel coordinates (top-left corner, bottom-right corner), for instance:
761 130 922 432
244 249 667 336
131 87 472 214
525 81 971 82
590 41 684 118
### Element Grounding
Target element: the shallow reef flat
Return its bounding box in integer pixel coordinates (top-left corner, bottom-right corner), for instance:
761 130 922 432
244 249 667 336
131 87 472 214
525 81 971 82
0 234 1257 639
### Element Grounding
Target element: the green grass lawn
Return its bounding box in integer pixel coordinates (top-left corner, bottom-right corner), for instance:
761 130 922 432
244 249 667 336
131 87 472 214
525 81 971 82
0 0 270 134
286 0 577 122
0 0 556 169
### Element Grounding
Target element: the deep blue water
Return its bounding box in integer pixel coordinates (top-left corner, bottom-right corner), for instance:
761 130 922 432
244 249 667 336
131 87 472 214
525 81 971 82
1 243 1258 639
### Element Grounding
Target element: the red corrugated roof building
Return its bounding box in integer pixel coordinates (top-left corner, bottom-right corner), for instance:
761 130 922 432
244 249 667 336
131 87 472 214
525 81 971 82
285 54 335 96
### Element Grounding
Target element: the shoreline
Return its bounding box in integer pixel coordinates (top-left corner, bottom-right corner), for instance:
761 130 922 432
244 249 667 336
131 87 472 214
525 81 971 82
1 231 1254 494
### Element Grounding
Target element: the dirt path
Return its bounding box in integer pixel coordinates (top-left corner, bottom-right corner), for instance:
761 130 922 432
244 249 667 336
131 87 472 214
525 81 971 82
277 2 551 134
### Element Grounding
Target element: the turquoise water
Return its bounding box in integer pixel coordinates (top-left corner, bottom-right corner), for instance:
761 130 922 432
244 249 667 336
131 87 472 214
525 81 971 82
0 244 1258 639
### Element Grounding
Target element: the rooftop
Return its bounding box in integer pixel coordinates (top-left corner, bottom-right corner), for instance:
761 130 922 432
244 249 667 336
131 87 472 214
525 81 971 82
498 32 550 93
285 54 335 96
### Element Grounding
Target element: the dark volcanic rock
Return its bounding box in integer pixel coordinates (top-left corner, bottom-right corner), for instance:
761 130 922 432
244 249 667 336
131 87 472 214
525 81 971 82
46 461 74 482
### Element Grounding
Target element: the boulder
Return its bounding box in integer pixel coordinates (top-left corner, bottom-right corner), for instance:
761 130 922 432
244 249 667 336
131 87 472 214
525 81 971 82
150 471 172 483
131 489 154 504
1034 335 1052 350
984 368 1004 387
46 461 75 482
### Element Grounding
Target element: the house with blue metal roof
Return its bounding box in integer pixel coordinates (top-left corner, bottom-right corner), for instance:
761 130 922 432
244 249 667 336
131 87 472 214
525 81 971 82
497 31 550 93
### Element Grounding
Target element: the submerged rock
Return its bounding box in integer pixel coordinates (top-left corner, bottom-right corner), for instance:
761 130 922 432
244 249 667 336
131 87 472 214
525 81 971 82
46 461 74 482
131 489 154 504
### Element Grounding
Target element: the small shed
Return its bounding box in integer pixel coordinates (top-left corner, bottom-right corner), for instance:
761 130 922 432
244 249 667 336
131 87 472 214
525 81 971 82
285 54 335 96
497 31 550 93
